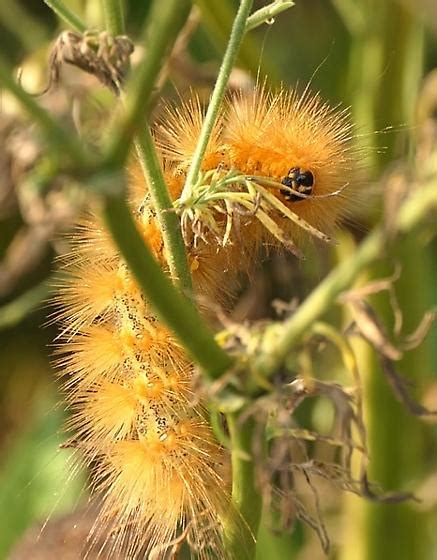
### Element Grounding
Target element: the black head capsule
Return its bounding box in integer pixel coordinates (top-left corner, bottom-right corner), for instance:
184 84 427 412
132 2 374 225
280 167 314 202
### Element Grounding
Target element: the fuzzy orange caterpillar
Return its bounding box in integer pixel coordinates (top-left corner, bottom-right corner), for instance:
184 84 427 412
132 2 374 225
160 86 356 254
54 86 356 559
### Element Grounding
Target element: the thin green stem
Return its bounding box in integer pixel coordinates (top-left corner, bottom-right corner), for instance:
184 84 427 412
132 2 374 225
224 412 262 559
253 177 437 378
245 0 294 32
102 0 192 292
104 0 191 167
102 192 233 378
134 129 192 292
0 55 87 166
195 0 277 82
43 0 87 33
0 281 51 329
100 0 125 36
181 0 254 201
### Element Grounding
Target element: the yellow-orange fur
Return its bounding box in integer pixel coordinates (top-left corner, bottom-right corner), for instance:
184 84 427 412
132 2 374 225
54 86 356 559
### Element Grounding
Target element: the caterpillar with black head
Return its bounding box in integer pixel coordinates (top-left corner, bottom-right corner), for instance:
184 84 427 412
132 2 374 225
54 84 357 558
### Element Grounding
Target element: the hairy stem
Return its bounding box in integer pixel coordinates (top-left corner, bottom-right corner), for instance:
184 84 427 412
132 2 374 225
100 0 192 291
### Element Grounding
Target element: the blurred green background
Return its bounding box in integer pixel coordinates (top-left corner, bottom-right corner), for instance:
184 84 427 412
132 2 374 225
0 1 436 559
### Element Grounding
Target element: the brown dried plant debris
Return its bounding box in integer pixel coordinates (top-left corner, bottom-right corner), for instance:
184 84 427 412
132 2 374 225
236 375 366 554
0 115 82 298
340 273 436 417
200 295 432 553
1 43 117 300
249 371 422 550
44 30 134 96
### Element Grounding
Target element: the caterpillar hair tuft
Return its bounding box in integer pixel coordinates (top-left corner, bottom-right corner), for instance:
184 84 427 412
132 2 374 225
54 84 358 558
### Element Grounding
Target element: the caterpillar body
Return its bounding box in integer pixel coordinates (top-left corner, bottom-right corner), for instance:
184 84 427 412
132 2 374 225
54 86 356 558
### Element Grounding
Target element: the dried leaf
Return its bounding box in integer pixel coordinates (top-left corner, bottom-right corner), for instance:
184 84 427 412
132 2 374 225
379 356 437 416
361 472 418 504
402 310 436 350
45 30 134 95
349 300 403 360
339 265 401 302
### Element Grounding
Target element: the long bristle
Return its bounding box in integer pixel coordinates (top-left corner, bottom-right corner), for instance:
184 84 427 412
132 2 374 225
54 85 358 558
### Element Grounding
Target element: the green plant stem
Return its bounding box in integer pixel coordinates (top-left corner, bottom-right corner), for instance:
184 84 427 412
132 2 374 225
364 240 430 560
104 0 191 167
0 281 51 329
0 55 87 166
102 0 192 293
224 412 262 559
100 0 124 36
134 129 193 292
102 193 233 378
181 0 254 201
357 9 428 560
245 0 294 32
43 0 86 33
103 0 192 291
195 0 276 80
256 517 298 560
253 177 437 378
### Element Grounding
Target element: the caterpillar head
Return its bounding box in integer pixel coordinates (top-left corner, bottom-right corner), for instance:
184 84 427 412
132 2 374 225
280 167 315 202
153 85 360 252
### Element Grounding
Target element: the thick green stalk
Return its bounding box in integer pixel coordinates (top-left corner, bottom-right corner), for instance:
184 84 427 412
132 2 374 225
339 5 429 560
344 0 383 171
224 413 262 559
100 0 124 36
336 232 371 560
181 0 254 201
100 0 192 292
194 0 260 76
256 519 297 560
345 0 423 170
331 0 365 36
364 240 430 560
104 0 191 167
373 3 424 166
134 129 193 292
43 0 86 32
102 193 233 379
364 17 428 559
